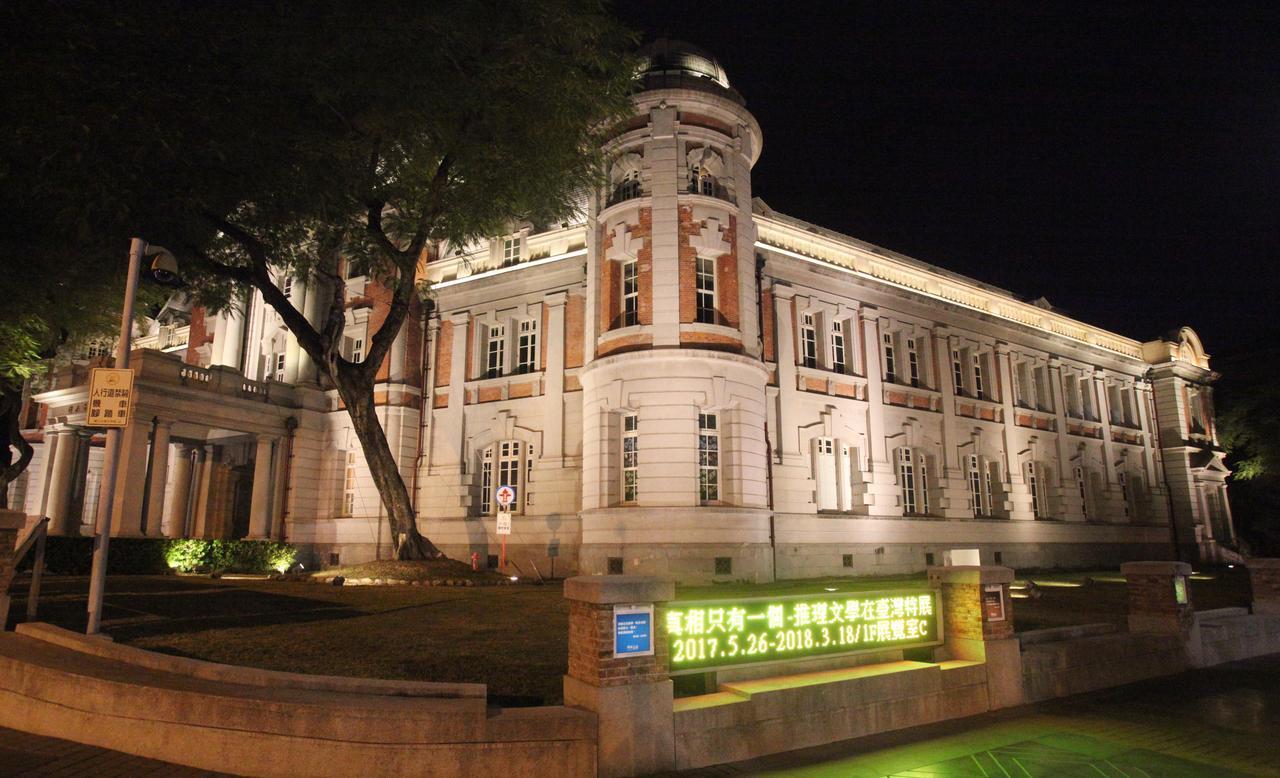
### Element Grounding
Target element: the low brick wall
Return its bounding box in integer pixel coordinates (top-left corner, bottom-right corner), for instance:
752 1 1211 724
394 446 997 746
0 624 596 778
673 659 988 770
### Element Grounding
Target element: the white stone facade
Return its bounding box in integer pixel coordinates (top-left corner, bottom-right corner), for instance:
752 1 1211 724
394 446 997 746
9 41 1235 581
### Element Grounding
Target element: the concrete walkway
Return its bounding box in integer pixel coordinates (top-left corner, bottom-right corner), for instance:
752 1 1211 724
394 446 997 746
678 653 1280 777
0 726 230 776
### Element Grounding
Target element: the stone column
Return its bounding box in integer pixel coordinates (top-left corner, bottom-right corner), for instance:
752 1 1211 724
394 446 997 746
216 307 245 369
0 508 25 629
44 430 80 535
927 565 1022 710
1094 370 1118 486
106 419 153 537
247 435 275 539
193 445 215 537
143 420 172 536
563 575 675 778
165 444 194 538
1246 559 1280 616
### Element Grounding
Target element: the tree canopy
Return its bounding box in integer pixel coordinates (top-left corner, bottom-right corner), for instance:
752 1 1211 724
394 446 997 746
1215 351 1280 555
2 0 637 550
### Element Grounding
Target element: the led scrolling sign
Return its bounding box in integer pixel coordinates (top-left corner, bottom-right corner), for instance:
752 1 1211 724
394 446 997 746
665 589 943 674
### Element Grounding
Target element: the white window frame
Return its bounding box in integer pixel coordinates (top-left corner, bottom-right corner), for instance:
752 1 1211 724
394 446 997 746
342 450 357 516
830 321 846 374
502 236 521 265
883 332 897 383
695 255 716 324
480 448 493 515
621 259 639 327
516 319 538 374
698 412 720 503
952 349 965 395
906 337 921 387
968 454 988 517
486 324 505 378
971 352 985 399
1026 461 1045 518
897 448 916 514
1075 465 1089 519
800 313 818 369
622 414 639 503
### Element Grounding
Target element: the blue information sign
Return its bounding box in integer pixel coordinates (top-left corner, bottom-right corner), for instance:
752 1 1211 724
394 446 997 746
613 605 654 657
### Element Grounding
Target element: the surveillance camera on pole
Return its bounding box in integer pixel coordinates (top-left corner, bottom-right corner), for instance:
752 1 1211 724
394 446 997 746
145 245 184 288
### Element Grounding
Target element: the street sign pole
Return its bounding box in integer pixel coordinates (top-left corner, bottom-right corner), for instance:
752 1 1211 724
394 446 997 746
495 486 514 570
86 238 144 635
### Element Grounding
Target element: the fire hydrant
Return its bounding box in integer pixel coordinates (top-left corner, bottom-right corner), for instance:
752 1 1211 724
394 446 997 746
471 552 480 571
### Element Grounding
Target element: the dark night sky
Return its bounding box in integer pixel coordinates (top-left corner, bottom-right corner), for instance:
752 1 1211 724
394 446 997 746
615 2 1279 361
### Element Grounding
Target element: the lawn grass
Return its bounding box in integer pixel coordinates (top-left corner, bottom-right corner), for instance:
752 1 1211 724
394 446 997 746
5 565 1252 706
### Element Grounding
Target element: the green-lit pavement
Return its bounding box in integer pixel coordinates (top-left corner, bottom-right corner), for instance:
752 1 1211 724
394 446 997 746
679 653 1280 777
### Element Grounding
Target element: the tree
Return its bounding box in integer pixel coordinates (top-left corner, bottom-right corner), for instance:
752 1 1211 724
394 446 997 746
2 1 636 555
1215 350 1280 556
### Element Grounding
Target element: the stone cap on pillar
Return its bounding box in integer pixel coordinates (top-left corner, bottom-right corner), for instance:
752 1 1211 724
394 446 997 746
564 575 674 605
927 565 1015 586
1121 561 1192 577
1245 558 1280 571
0 509 25 531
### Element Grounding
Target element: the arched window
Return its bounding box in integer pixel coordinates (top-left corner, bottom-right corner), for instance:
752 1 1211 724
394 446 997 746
690 164 717 196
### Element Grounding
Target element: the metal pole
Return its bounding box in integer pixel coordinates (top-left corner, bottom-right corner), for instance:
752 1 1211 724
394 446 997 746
86 238 144 635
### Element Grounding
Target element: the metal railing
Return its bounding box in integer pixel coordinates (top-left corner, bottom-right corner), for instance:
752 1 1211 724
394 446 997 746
9 517 49 625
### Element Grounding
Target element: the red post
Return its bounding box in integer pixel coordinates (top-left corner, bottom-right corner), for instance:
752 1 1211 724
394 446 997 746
500 537 507 570
470 552 479 571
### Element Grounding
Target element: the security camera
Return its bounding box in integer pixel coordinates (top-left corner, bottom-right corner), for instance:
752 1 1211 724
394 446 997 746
145 246 184 288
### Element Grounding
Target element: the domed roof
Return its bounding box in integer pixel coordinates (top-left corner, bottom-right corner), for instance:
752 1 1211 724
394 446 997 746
635 38 731 90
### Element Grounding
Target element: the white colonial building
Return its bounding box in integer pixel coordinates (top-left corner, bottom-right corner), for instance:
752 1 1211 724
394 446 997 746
10 40 1236 581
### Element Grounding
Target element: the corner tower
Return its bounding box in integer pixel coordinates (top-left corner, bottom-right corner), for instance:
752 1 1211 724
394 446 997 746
579 40 772 581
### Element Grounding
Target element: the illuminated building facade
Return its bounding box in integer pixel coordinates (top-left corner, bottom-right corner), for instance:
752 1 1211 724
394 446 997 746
11 40 1235 581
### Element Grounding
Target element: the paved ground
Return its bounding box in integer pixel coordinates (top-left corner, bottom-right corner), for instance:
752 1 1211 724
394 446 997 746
0 726 229 777
679 653 1280 777
2 655 1278 776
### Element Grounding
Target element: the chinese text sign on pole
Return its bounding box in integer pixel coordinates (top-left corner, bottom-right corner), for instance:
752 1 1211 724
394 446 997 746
496 511 512 535
86 368 135 428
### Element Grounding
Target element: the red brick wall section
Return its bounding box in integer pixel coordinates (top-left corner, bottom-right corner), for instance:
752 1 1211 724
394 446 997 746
565 295 585 368
568 601 669 688
676 206 738 327
186 306 215 365
1125 573 1195 632
598 210 653 336
597 334 654 358
761 288 776 364
434 321 453 388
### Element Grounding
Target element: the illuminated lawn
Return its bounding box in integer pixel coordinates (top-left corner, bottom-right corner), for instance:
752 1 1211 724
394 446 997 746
5 566 1251 706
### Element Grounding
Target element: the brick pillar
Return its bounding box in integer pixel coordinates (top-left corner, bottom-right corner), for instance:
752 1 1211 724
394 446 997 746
927 565 1022 710
0 508 25 628
563 575 674 778
1246 558 1280 616
1121 561 1195 634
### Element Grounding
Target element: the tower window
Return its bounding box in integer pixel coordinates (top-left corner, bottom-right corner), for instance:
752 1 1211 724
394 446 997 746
621 259 639 327
800 313 817 368
698 413 719 503
695 256 716 324
622 414 638 502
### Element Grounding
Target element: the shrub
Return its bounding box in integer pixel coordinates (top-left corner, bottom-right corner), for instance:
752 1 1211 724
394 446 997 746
21 537 170 575
162 539 299 574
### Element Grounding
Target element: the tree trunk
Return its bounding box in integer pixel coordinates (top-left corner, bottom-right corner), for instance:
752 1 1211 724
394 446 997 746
0 385 35 510
333 367 443 560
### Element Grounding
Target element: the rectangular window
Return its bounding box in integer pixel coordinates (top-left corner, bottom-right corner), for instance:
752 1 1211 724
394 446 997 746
282 277 293 299
917 452 930 514
1034 366 1050 411
516 320 538 374
1027 462 1042 519
621 260 639 327
1119 472 1130 518
622 414 638 502
698 412 719 503
972 352 985 399
1014 363 1030 408
502 236 520 265
830 322 846 374
342 451 356 516
986 464 998 516
480 448 493 515
695 256 716 324
1064 375 1080 418
898 448 916 514
486 324 505 378
800 313 818 368
952 349 965 395
1108 384 1123 424
1080 378 1094 420
1188 388 1206 433
1075 466 1089 519
272 353 286 382
906 338 920 387
883 332 896 383
968 454 986 517
498 441 521 512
